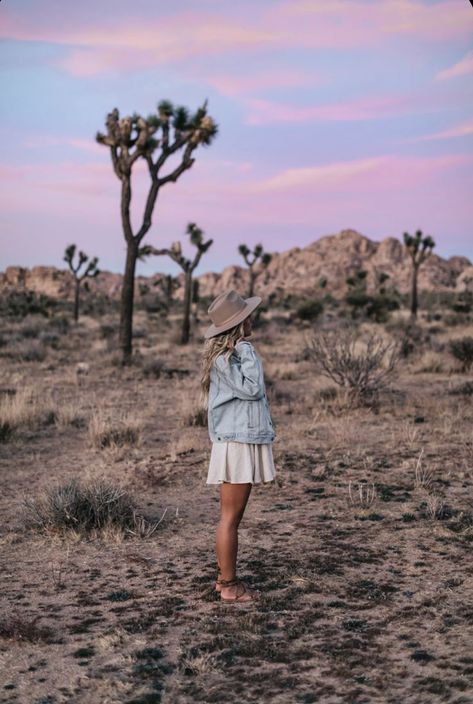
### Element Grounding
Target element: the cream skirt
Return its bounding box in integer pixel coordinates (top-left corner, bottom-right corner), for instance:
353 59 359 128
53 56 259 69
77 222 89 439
206 441 276 485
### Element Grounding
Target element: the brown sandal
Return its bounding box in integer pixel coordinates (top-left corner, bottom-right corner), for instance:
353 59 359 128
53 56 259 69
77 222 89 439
219 578 258 603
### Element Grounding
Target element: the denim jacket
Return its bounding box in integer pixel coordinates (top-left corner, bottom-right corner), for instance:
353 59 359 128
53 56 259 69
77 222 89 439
208 340 276 444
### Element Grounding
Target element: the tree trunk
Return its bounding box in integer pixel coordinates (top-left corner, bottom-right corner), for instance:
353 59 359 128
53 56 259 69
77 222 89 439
74 279 80 323
181 269 192 344
248 267 256 298
411 263 418 318
120 240 138 362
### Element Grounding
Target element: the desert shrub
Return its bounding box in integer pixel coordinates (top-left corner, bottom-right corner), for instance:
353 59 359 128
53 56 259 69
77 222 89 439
449 381 473 397
307 329 399 404
22 478 137 534
48 315 70 334
142 359 164 379
88 411 141 449
449 336 473 371
16 341 47 362
0 290 56 319
140 295 169 315
297 300 324 322
39 330 60 348
345 292 399 323
443 313 470 327
384 319 430 358
448 291 472 315
20 321 43 339
100 323 117 339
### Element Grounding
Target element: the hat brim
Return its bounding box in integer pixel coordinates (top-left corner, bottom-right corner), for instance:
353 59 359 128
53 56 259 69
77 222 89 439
204 296 262 339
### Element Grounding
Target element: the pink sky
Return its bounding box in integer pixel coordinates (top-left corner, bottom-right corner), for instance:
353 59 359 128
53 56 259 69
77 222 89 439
0 0 472 275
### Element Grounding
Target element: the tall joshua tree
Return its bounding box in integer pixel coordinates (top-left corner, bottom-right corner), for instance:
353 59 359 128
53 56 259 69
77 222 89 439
403 230 435 318
96 99 218 362
63 244 100 322
149 223 213 344
238 243 272 297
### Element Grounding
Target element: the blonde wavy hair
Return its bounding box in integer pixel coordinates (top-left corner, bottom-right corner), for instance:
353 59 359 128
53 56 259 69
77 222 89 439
200 320 247 404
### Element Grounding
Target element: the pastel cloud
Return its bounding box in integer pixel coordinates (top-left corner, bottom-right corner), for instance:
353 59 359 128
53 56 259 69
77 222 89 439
24 136 103 155
249 154 472 194
2 1 472 76
276 0 473 43
244 89 445 125
407 120 473 142
436 51 473 80
202 70 318 98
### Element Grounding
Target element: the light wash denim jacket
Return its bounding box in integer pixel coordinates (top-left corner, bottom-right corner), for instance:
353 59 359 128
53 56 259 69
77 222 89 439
208 340 276 444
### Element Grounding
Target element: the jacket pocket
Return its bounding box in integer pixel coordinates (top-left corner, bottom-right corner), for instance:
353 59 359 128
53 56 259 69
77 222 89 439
248 402 255 428
247 400 262 429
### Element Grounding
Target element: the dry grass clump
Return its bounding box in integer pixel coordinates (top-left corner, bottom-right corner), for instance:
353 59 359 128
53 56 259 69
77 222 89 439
348 481 377 509
22 478 161 538
413 448 435 491
0 613 57 644
307 329 399 405
184 405 207 427
88 410 141 449
55 400 85 429
0 387 56 442
411 350 445 374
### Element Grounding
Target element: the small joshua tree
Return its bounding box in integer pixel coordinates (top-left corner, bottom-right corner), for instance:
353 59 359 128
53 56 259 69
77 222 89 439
155 274 180 305
403 230 435 318
149 223 213 344
96 99 218 362
63 244 100 322
238 243 272 297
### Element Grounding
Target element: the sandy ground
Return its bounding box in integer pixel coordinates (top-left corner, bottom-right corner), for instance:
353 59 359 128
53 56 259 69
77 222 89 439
0 310 472 704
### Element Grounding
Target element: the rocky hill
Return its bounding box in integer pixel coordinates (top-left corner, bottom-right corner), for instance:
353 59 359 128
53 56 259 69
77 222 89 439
1 230 471 303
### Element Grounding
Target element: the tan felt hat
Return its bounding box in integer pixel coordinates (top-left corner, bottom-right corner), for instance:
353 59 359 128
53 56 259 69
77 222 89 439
205 289 262 339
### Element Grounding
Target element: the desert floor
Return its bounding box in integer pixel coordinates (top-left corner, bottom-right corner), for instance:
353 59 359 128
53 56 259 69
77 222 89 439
0 308 472 704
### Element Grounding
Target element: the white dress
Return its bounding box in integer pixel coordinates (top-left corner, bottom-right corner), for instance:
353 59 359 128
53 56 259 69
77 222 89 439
206 441 276 485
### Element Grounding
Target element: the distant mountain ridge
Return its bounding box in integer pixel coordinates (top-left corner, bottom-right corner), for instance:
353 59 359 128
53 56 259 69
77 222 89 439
1 229 472 301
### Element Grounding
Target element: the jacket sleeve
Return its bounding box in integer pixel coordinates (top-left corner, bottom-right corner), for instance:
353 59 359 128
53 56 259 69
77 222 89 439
214 340 264 401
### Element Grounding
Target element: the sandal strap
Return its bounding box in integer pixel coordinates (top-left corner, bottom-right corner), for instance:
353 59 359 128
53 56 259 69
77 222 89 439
219 578 238 587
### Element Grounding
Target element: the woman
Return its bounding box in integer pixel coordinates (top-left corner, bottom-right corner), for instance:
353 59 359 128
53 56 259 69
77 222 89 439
201 289 276 604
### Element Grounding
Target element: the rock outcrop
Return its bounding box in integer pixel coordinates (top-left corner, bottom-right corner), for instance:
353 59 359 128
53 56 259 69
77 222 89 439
1 229 470 302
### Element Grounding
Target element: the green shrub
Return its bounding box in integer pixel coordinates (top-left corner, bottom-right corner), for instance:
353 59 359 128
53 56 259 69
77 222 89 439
449 336 473 371
142 359 164 379
0 291 56 319
297 300 324 322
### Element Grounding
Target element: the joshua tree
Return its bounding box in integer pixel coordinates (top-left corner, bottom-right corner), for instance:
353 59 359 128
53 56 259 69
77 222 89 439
155 274 180 305
403 230 435 318
63 244 100 322
149 223 213 344
191 279 200 323
96 99 218 362
238 243 272 297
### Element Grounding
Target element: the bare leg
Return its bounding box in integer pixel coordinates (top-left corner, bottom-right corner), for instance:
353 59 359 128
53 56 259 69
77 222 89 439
216 482 252 591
